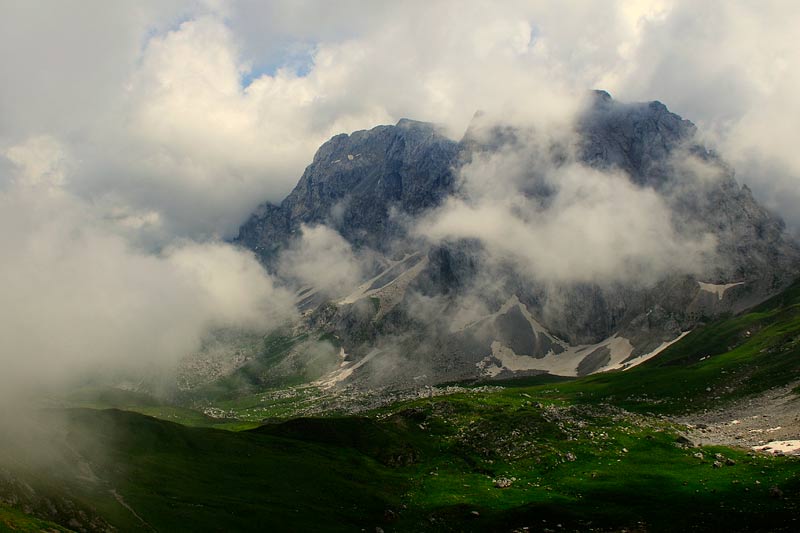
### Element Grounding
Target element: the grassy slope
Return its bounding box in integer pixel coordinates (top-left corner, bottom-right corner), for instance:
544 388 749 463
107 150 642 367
1 409 408 532
7 398 795 532
61 409 407 532
379 396 799 532
0 504 72 532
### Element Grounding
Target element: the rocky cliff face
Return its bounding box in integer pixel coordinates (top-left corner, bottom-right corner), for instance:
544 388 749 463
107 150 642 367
228 92 800 388
580 90 698 186
236 119 459 262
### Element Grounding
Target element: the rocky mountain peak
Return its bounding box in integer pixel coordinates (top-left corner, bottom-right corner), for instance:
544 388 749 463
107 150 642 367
580 92 698 186
233 94 799 386
236 119 459 262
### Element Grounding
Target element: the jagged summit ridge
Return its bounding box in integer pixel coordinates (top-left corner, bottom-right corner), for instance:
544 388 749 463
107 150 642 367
238 92 721 263
236 118 459 260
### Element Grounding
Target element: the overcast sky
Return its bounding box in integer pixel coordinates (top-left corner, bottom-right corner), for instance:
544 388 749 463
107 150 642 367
0 0 798 394
2 0 799 238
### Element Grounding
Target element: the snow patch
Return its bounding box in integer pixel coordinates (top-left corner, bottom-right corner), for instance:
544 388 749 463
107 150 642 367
314 347 381 389
617 331 691 371
752 440 800 455
698 281 744 300
478 319 690 378
480 334 634 377
339 253 427 307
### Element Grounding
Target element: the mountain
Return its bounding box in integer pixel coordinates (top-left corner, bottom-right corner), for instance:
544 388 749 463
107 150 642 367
227 92 800 391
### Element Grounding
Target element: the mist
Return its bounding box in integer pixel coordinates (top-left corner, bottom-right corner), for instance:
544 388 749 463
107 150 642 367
416 113 717 286
0 151 296 405
277 224 365 298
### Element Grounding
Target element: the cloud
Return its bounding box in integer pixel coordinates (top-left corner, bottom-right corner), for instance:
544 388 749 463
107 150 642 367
277 224 364 296
417 124 717 285
4 0 797 240
0 144 295 399
0 0 196 139
604 0 800 229
72 15 397 241
3 135 68 188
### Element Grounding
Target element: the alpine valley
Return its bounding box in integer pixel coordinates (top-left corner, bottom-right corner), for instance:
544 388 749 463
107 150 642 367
2 93 800 532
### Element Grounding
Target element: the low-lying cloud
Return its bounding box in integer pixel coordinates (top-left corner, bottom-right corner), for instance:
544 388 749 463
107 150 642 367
0 148 295 400
278 224 364 297
418 121 717 285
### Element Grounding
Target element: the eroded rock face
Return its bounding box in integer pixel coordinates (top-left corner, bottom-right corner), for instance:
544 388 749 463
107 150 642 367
229 92 800 386
580 90 698 186
236 119 459 262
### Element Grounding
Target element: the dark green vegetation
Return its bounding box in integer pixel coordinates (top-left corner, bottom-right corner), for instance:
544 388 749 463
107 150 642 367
2 399 797 532
0 504 71 532
2 280 799 531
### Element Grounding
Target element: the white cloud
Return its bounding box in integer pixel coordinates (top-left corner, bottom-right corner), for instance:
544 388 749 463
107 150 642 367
3 136 68 188
418 138 716 285
0 144 295 397
78 15 394 240
277 224 364 296
607 1 800 228
4 0 796 237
